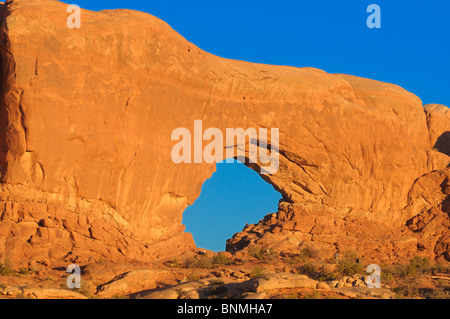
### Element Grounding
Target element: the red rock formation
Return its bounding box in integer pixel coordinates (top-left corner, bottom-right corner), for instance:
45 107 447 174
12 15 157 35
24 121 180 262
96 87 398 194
0 0 448 266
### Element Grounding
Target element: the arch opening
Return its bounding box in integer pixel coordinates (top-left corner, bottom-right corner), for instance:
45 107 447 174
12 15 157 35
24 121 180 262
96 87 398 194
182 159 282 252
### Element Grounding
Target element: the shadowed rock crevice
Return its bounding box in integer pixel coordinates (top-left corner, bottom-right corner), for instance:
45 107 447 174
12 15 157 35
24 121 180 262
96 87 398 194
440 177 450 216
434 131 450 157
0 44 7 181
0 4 8 181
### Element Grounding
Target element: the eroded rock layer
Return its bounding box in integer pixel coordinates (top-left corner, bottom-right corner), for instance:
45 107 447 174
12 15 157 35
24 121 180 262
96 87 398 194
0 0 449 266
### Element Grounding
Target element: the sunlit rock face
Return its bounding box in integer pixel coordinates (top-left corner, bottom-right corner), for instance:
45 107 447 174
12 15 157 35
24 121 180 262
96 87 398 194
0 0 448 266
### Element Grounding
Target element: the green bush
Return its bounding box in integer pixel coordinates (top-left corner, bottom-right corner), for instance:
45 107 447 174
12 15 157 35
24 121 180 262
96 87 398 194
249 267 264 279
336 253 364 276
296 262 337 281
212 253 232 266
209 279 224 285
395 256 432 278
393 278 422 298
382 271 395 284
318 272 338 282
249 247 277 261
186 273 200 282
166 259 182 268
436 278 450 289
284 255 308 265
409 256 431 273
424 288 450 299
184 253 232 269
0 258 12 276
299 245 320 260
299 262 317 277
430 263 450 275
185 255 213 269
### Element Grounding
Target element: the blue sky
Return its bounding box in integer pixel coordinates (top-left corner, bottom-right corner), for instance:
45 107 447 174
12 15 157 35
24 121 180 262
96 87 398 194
73 0 449 251
183 160 281 252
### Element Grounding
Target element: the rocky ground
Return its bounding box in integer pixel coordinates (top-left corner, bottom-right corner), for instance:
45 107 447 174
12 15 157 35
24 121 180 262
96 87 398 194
1 0 449 269
1 247 449 299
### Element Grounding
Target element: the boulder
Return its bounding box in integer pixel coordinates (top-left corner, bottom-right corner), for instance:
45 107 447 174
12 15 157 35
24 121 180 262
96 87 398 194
316 282 331 290
96 269 171 298
142 289 179 299
252 273 318 292
21 288 88 299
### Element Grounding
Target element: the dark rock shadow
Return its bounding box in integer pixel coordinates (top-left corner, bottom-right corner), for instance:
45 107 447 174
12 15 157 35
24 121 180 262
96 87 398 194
439 178 450 215
433 131 450 157
0 36 7 181
442 194 449 217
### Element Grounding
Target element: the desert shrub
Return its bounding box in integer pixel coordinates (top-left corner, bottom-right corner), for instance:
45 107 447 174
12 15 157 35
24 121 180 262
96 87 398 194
393 278 422 298
299 245 320 260
398 264 417 277
394 256 432 278
185 253 232 269
184 258 196 269
318 272 338 282
424 289 450 299
296 262 337 281
249 247 277 261
436 278 450 289
284 246 320 265
212 253 232 266
409 256 431 274
209 279 224 285
336 253 364 276
185 255 214 269
298 262 317 277
166 259 182 268
382 271 395 284
0 258 12 276
249 267 264 279
430 263 450 275
186 273 200 282
284 255 307 265
379 263 396 283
